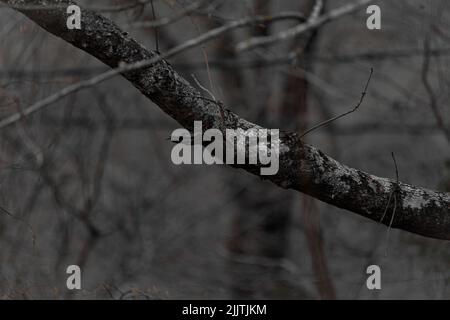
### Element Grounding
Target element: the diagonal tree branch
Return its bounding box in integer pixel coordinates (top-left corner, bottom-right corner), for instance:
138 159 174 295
1 0 449 240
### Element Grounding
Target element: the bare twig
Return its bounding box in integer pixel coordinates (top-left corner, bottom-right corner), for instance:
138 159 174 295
192 74 227 131
0 206 13 217
191 74 216 101
383 152 401 256
421 37 450 144
299 68 373 138
309 0 325 22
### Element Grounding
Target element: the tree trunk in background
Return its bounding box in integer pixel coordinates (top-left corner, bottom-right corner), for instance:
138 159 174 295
283 0 336 300
208 0 299 299
222 0 334 299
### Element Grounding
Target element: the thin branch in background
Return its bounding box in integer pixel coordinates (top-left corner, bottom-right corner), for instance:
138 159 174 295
0 205 13 217
186 5 218 103
150 0 159 52
385 152 400 256
101 284 116 300
0 12 305 130
421 37 450 144
379 189 393 225
379 152 400 257
3 47 450 79
127 0 210 29
236 0 371 52
309 0 325 22
299 68 373 138
0 0 153 12
191 74 226 129
392 151 399 183
191 74 216 101
0 144 37 247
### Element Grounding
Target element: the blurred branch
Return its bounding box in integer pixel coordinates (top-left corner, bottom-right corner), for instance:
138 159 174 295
236 0 371 52
36 116 446 135
3 47 450 79
126 0 210 29
0 0 153 12
421 38 450 144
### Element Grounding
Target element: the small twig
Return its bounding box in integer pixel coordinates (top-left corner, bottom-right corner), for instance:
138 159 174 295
191 74 216 101
0 199 37 247
102 283 116 300
384 193 397 256
299 68 373 138
150 0 159 52
379 152 400 224
379 190 393 224
381 152 401 256
309 0 324 22
191 74 226 130
0 206 13 217
421 37 450 144
391 151 399 183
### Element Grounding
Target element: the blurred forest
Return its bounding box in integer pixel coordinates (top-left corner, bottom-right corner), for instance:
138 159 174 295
0 0 449 299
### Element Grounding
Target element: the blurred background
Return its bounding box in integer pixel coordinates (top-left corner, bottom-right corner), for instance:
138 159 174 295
0 0 449 299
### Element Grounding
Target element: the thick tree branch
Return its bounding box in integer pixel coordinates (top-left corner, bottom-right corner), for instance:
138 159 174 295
2 0 449 240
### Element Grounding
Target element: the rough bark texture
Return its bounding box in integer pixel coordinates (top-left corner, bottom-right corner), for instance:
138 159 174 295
3 0 450 240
